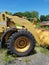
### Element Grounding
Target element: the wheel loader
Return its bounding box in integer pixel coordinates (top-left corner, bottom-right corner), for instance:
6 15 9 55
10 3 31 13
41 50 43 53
0 12 49 56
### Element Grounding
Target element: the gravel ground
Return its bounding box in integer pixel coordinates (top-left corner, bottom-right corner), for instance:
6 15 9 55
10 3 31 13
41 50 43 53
0 52 49 65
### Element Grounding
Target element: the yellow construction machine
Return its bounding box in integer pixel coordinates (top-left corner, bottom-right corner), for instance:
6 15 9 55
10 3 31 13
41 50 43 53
0 12 49 56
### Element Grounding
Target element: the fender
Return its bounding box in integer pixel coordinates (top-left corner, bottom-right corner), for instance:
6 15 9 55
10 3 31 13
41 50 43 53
1 27 17 48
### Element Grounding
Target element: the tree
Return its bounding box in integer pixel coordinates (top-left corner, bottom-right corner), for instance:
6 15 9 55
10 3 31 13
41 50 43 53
31 11 39 18
23 11 32 18
13 11 39 22
46 15 49 21
40 15 47 22
13 12 23 17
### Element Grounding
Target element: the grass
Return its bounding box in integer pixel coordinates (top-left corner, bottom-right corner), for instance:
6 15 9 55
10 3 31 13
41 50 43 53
0 44 49 64
0 49 16 63
24 59 31 63
35 44 49 56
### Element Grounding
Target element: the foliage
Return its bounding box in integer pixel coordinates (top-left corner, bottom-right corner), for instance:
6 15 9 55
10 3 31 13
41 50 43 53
36 23 41 28
0 49 16 64
31 11 39 18
13 11 39 22
46 15 49 21
35 45 49 56
23 11 32 18
41 26 49 30
40 15 49 22
3 54 15 63
13 12 23 17
40 15 47 21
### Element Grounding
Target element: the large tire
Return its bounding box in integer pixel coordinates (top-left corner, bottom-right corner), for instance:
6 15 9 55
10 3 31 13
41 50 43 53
7 30 36 56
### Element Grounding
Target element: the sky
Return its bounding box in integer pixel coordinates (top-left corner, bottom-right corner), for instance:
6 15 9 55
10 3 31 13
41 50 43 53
0 0 49 15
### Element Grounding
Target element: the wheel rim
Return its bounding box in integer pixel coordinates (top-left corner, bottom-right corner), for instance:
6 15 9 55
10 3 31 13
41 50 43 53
14 36 30 53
